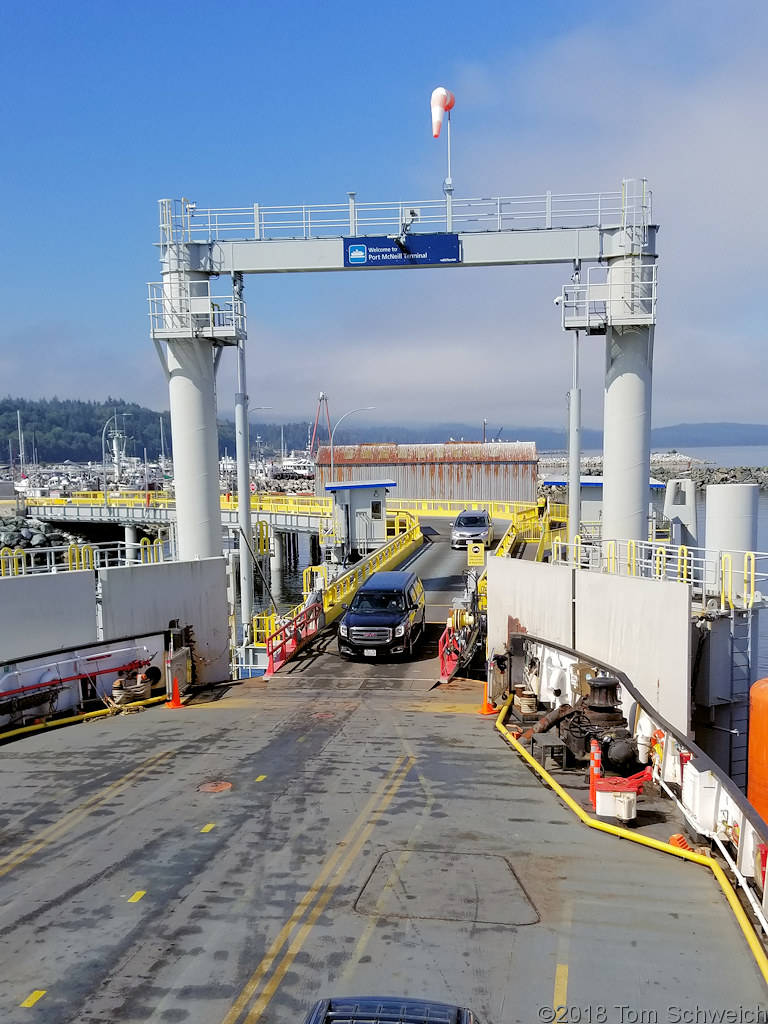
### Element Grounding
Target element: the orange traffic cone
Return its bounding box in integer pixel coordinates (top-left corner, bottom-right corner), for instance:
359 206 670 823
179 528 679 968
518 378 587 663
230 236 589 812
478 680 498 716
669 833 693 851
166 675 184 709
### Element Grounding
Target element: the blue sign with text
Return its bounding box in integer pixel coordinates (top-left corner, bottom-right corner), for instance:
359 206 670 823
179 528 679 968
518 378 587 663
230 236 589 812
343 234 460 269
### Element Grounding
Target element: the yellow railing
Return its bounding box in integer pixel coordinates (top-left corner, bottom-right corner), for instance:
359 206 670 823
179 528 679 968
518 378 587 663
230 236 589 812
139 538 164 564
0 546 26 576
252 610 278 644
67 543 95 570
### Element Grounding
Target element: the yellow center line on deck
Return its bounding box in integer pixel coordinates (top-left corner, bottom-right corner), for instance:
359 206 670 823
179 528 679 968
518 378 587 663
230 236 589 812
220 753 415 1024
553 964 568 1009
20 990 46 1007
201 823 216 833
127 891 146 903
0 750 174 878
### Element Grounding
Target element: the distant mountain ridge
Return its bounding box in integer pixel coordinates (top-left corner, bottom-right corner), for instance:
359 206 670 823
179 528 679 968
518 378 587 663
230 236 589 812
2 397 767 463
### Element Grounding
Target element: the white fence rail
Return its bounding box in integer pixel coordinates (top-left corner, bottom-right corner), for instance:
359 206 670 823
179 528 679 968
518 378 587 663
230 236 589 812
158 188 653 244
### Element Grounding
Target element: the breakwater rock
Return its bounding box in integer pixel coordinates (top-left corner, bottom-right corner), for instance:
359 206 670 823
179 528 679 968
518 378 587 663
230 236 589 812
539 455 768 491
0 515 84 551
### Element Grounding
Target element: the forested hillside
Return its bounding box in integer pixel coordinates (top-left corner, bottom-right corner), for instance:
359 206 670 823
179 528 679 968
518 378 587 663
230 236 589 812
0 397 311 463
3 397 768 465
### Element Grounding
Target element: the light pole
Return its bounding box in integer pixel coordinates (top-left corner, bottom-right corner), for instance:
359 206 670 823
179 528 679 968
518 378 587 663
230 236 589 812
101 411 131 508
101 411 117 509
329 406 375 483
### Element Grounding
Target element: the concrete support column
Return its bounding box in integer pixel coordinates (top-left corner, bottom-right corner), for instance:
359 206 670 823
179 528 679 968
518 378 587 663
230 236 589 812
270 532 284 605
601 246 655 543
125 525 138 565
166 336 223 561
602 323 653 543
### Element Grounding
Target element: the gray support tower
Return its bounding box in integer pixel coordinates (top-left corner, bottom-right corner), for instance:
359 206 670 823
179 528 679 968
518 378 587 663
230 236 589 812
149 200 246 562
558 179 658 544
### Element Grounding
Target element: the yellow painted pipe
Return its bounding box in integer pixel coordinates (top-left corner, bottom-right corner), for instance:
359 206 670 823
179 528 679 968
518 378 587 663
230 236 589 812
495 697 768 984
0 695 168 741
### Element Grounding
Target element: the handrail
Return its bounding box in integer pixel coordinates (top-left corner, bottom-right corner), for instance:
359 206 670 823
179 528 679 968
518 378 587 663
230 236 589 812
546 537 768 611
745 552 756 610
677 544 690 583
721 553 733 611
627 539 637 577
605 540 616 574
495 630 768 969
654 545 666 579
0 546 26 577
164 189 640 244
265 603 323 676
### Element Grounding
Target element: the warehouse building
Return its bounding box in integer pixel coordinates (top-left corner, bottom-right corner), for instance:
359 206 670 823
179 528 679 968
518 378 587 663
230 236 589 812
315 442 537 503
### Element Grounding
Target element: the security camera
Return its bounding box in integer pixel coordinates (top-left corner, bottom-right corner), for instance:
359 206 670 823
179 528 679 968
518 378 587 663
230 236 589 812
553 295 562 306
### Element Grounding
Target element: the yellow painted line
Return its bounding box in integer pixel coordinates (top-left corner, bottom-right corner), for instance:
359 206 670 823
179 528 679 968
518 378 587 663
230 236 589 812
127 890 146 903
201 823 216 833
20 990 46 1007
495 698 768 986
553 963 568 1008
0 750 174 878
254 775 267 782
221 754 414 1024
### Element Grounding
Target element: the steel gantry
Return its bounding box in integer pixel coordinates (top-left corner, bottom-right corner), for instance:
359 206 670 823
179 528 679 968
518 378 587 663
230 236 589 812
148 181 658 623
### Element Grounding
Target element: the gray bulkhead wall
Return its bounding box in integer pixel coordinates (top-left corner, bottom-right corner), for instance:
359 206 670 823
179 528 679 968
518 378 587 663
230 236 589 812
0 562 230 685
99 558 230 685
0 572 98 661
486 558 691 734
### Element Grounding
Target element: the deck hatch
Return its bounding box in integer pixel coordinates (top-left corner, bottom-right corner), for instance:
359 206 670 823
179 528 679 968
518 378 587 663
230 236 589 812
355 850 538 925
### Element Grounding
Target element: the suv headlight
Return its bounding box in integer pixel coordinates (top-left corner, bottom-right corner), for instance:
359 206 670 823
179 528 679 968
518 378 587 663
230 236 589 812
338 622 348 638
394 623 406 637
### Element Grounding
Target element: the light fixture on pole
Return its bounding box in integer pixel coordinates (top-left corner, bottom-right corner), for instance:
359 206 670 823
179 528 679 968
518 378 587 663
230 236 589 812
101 410 131 509
330 406 375 483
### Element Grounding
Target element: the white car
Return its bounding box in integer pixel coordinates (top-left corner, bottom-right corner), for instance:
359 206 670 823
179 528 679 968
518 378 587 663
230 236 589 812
450 510 494 549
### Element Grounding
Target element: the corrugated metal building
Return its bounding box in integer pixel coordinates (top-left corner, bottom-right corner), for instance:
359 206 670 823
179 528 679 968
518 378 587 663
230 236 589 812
315 442 537 502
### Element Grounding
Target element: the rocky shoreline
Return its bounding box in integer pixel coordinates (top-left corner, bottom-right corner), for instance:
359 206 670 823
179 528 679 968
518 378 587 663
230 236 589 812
539 454 768 491
0 513 85 551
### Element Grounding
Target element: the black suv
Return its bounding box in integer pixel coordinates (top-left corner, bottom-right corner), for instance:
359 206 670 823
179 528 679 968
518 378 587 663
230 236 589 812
337 570 426 659
302 997 479 1024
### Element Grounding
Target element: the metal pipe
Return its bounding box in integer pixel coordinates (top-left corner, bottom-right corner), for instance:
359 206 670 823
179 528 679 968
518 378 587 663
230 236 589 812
567 330 581 556
235 331 254 640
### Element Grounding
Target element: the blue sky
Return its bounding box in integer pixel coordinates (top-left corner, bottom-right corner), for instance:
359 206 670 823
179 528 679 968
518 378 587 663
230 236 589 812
1 0 766 435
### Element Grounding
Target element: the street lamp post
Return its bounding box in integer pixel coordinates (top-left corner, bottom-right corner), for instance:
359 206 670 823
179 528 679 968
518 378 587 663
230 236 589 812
329 406 375 483
101 411 131 509
101 412 117 510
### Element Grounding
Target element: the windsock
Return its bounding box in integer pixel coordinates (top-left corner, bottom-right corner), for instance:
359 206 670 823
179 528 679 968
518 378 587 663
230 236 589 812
431 87 455 138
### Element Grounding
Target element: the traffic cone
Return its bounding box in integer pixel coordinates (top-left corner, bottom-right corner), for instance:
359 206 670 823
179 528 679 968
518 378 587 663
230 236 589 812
166 675 184 709
478 680 498 716
669 833 692 851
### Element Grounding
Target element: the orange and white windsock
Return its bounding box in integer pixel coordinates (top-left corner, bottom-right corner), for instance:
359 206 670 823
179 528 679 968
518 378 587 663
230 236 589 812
430 87 455 138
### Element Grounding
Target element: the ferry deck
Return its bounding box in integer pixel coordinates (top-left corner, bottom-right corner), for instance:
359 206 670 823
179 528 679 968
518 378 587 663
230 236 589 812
1 517 765 1024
